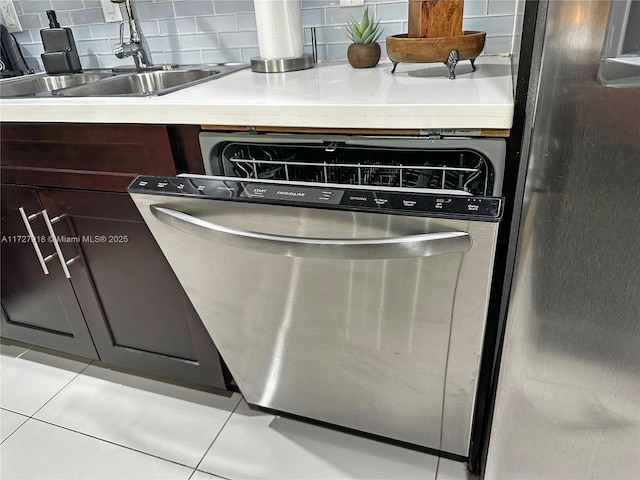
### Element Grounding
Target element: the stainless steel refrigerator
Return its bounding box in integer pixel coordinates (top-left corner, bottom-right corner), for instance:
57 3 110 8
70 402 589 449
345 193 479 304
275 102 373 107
485 0 639 478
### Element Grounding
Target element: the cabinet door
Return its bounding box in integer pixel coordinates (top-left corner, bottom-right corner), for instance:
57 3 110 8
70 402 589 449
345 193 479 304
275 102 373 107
0 185 98 359
38 188 227 389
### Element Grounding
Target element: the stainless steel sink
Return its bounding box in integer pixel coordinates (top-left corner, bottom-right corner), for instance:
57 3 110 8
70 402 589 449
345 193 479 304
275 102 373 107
0 72 115 97
58 68 222 97
0 64 247 98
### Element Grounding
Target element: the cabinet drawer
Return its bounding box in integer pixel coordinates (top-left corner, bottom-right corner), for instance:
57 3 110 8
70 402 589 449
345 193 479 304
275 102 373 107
0 123 177 192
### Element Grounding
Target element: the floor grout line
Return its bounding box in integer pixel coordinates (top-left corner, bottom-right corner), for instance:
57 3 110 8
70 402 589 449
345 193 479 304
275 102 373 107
29 417 197 471
0 408 30 446
192 469 234 480
192 395 243 476
3 348 453 480
0 406 29 417
1 346 94 445
4 350 246 477
29 358 95 419
0 341 31 360
14 344 32 359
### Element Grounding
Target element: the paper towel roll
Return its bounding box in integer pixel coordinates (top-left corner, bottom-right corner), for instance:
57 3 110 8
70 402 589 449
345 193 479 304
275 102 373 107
254 0 304 59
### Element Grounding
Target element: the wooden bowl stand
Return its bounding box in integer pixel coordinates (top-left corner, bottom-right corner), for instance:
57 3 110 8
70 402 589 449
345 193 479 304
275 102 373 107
386 31 486 79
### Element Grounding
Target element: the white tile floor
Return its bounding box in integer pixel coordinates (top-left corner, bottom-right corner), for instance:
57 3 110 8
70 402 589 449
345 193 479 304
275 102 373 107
0 339 477 480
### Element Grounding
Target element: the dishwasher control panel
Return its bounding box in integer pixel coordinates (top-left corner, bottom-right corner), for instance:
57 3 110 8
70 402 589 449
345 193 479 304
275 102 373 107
128 175 502 221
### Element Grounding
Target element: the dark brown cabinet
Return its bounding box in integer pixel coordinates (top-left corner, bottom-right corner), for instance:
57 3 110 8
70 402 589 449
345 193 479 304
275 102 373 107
1 185 98 359
0 123 226 389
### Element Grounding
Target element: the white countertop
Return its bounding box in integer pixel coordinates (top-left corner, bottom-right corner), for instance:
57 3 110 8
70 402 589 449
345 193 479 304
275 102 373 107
0 57 514 129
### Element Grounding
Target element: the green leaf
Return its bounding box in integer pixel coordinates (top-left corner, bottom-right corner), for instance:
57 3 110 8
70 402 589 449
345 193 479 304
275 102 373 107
360 20 373 38
362 7 370 26
345 6 382 44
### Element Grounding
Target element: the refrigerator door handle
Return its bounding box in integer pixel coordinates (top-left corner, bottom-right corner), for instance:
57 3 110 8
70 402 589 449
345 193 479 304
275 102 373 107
150 205 472 260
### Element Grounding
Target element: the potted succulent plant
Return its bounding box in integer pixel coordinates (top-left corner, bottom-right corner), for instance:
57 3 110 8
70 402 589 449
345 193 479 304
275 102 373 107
345 7 383 68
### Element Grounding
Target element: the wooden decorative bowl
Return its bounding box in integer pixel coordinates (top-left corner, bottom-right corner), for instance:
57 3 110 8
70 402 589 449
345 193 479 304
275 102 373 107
386 31 486 79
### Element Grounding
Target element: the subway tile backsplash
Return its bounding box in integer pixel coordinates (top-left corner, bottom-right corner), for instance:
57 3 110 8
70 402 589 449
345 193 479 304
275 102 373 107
4 0 519 72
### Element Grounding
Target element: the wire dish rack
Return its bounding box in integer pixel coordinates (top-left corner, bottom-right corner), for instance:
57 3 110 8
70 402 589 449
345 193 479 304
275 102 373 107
220 142 494 196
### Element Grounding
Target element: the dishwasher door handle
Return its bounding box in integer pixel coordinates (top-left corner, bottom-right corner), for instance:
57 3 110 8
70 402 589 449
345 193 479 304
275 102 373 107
151 205 472 260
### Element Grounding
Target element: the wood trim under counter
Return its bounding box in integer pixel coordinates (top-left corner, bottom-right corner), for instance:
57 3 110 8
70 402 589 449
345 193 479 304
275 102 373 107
0 123 177 192
200 125 510 137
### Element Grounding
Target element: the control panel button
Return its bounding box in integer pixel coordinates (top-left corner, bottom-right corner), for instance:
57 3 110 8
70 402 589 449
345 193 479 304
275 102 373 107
341 191 390 208
424 196 501 217
169 178 199 195
197 180 242 198
389 194 426 211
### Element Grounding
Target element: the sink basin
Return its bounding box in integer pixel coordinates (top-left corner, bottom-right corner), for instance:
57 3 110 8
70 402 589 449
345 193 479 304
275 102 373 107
58 68 221 97
0 64 247 98
0 72 115 97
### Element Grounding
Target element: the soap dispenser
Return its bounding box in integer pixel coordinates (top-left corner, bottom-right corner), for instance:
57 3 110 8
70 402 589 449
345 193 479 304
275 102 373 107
40 10 82 74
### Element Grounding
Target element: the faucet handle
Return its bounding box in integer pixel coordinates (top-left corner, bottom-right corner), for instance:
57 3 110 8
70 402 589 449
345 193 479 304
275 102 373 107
113 22 125 58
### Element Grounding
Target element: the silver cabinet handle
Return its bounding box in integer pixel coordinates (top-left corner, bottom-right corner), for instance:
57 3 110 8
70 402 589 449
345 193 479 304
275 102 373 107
41 210 72 279
18 207 50 275
150 205 472 260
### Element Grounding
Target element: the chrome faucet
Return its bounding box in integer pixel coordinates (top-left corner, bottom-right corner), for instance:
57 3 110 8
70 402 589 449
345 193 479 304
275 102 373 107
111 0 152 68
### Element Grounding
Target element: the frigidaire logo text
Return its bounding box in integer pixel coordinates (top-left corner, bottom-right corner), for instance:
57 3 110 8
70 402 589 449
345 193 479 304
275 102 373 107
277 191 305 196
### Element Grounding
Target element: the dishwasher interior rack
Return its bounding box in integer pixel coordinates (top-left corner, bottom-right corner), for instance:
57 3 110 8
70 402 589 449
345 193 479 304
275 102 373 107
201 134 506 197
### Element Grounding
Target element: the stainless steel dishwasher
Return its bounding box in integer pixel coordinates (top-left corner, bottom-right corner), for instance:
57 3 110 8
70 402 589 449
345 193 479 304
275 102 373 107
128 133 505 457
